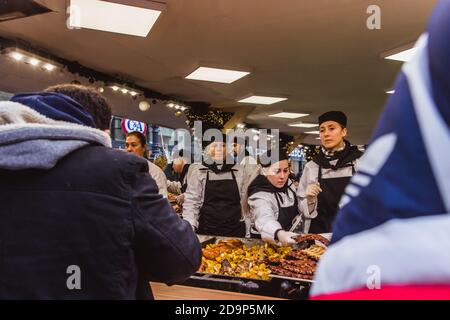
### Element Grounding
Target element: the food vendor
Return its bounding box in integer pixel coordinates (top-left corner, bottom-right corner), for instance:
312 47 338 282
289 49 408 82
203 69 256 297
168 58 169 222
297 111 363 233
167 148 192 204
125 131 168 198
247 148 301 245
182 134 248 237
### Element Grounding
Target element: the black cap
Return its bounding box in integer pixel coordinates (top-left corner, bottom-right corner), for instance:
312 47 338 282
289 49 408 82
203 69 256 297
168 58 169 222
258 148 289 167
202 133 227 149
318 111 347 127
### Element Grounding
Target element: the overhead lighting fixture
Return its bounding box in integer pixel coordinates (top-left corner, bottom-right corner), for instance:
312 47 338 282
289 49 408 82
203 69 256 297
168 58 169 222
11 52 24 61
305 131 320 135
268 112 309 119
288 122 318 128
43 63 55 71
185 66 250 84
238 95 287 105
68 0 165 37
315 137 321 140
108 84 141 98
139 100 150 111
28 58 40 66
3 48 61 72
386 90 395 94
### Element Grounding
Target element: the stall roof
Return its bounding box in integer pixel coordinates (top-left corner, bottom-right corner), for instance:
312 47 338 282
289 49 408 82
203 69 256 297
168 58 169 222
0 0 437 144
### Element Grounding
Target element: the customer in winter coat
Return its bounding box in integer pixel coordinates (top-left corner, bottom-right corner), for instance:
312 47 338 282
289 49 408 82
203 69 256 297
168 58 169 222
0 84 201 299
298 111 362 234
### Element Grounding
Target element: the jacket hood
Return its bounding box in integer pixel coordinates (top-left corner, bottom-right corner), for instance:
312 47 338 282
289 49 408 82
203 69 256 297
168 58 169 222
313 140 362 169
247 174 291 197
0 101 111 170
11 92 97 128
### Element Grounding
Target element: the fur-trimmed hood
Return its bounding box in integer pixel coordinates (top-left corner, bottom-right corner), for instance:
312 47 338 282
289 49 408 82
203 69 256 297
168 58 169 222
0 101 111 170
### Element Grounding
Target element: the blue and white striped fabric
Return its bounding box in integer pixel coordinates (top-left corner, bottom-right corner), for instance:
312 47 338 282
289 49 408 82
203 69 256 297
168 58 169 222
332 1 450 244
312 0 450 296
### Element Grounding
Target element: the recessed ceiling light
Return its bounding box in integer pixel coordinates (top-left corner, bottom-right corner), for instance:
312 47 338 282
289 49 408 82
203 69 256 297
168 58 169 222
239 96 287 105
384 47 418 62
68 0 163 37
269 112 309 119
185 67 250 84
386 90 395 94
305 131 320 135
288 122 318 128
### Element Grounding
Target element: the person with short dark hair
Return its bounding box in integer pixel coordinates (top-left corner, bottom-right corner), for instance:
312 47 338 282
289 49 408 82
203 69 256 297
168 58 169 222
0 84 201 299
44 83 112 131
297 111 362 234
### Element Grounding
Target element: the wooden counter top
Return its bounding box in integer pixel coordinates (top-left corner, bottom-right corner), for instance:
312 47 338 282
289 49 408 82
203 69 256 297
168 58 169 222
150 282 283 300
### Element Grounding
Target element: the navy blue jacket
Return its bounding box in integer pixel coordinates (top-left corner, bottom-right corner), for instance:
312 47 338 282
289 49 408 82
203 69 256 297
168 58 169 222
0 145 202 299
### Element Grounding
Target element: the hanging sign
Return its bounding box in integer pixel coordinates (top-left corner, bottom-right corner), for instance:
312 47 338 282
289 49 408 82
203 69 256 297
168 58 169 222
121 119 148 135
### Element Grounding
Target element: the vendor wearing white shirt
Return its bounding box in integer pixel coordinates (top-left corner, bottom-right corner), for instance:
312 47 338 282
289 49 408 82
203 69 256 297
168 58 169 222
247 149 300 246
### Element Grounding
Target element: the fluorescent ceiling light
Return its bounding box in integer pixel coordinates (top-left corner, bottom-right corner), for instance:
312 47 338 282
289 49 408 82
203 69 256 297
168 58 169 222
238 96 287 105
185 67 250 84
386 90 395 94
384 47 418 62
69 0 163 37
268 112 308 119
305 131 320 135
288 122 318 128
315 137 321 140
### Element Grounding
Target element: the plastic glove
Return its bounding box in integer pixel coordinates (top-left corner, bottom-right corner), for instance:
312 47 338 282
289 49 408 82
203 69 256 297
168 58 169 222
306 182 322 201
277 230 299 246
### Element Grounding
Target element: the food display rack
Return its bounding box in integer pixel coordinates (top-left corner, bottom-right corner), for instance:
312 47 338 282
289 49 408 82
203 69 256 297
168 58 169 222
179 235 314 299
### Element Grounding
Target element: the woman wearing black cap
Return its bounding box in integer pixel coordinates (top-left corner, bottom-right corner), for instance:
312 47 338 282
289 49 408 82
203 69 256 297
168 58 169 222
183 134 255 237
297 111 363 234
246 148 300 245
